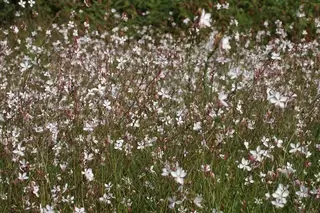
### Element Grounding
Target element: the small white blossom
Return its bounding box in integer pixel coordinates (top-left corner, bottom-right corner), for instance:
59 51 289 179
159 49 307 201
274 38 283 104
18 172 29 181
296 185 309 198
168 196 183 209
238 158 251 171
193 122 202 131
20 60 32 72
193 194 203 208
271 52 281 60
218 91 228 107
18 0 26 8
74 207 85 213
221 37 231 50
170 167 187 185
289 143 301 154
267 89 288 109
162 165 171 176
40 205 55 213
271 184 289 208
199 9 211 28
28 0 35 7
82 168 94 182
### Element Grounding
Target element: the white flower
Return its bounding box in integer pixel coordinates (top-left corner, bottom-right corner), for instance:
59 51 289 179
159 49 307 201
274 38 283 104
244 175 254 185
271 52 281 60
315 172 320 182
193 194 203 208
18 172 29 181
168 196 183 209
13 143 25 157
289 143 301 154
18 0 26 8
82 168 94 182
267 89 288 109
265 192 270 199
99 193 113 204
40 205 55 213
193 122 202 131
161 165 171 176
103 100 112 110
250 146 266 162
212 208 223 213
271 184 289 208
199 9 211 28
170 167 187 185
183 18 190 25
20 60 32 72
254 198 263 205
114 139 124 150
201 164 211 172
28 0 35 7
74 207 85 213
238 158 251 171
31 181 39 197
222 3 229 9
228 67 242 79
296 185 309 198
221 37 231 50
277 162 296 177
218 91 228 107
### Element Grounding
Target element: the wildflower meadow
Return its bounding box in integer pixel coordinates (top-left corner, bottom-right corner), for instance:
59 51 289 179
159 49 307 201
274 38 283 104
0 1 320 212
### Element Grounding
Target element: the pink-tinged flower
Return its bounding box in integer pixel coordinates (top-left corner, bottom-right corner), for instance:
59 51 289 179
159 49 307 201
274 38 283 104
218 91 228 107
199 9 212 28
201 164 211 172
31 181 39 197
277 162 296 178
170 167 187 185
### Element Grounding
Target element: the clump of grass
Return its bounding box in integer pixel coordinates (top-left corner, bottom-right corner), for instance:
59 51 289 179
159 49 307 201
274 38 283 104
0 3 320 213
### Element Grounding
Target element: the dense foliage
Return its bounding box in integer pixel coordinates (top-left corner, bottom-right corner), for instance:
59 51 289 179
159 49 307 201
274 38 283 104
2 0 319 39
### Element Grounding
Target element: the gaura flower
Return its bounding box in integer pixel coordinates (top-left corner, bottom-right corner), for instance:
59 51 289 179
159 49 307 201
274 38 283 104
218 91 228 107
170 167 187 185
221 37 231 50
82 168 94 182
271 184 289 208
199 9 212 28
267 89 288 109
